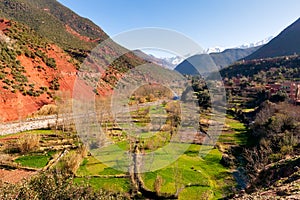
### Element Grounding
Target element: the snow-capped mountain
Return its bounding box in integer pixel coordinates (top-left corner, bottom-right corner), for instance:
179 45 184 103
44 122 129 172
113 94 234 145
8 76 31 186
204 46 226 54
237 36 274 49
137 36 273 70
164 56 184 66
204 36 273 53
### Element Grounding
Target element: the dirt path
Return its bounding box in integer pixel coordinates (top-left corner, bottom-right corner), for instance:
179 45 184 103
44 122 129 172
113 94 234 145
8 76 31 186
0 115 58 136
0 113 92 136
0 168 36 184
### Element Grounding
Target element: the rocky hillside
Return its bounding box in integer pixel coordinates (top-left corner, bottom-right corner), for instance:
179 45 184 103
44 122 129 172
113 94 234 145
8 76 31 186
219 54 300 79
233 158 300 199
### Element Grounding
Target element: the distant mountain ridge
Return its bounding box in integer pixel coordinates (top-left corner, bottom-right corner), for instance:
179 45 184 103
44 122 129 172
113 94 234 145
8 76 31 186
245 17 300 60
174 46 260 75
237 36 274 49
133 50 176 69
204 36 273 54
141 38 270 70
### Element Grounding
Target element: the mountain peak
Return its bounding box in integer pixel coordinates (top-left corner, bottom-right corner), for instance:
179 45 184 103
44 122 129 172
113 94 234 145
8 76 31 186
205 46 226 54
237 36 274 49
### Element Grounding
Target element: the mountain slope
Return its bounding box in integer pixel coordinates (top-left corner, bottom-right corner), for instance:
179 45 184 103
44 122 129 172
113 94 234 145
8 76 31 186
174 46 260 75
174 54 216 75
0 0 109 61
245 17 300 60
210 46 260 68
133 50 176 69
0 19 78 121
0 0 151 121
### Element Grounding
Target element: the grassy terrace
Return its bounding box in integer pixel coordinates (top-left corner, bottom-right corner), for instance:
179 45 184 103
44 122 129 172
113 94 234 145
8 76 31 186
15 151 56 169
218 115 249 146
72 104 248 199
142 145 233 200
75 156 130 193
0 129 76 170
74 177 131 193
0 106 248 199
74 143 234 199
0 129 61 139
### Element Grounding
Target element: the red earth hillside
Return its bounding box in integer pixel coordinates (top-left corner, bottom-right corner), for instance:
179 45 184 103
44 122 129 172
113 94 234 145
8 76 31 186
0 19 80 122
0 45 78 122
0 18 148 122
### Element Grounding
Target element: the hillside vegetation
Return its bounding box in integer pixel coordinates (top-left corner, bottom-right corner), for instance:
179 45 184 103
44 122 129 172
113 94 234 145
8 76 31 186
0 0 153 121
0 0 107 54
220 55 300 80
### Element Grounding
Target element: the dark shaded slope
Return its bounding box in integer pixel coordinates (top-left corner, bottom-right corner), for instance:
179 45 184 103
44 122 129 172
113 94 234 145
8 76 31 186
210 46 260 68
175 47 260 75
175 54 216 75
246 18 300 60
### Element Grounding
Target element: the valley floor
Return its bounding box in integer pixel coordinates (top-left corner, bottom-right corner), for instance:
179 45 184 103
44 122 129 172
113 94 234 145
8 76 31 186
0 113 248 199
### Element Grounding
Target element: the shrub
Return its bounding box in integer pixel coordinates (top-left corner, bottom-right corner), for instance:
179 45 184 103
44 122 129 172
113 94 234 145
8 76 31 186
61 152 82 175
0 171 128 200
3 79 11 85
50 78 60 90
35 50 45 58
24 49 33 58
35 104 58 116
45 57 57 69
17 134 40 154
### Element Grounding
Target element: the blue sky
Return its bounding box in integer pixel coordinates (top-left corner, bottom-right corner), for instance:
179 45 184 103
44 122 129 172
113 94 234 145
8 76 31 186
58 0 300 51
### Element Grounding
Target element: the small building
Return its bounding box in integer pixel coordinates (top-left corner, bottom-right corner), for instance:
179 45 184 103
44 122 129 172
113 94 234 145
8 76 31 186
266 81 300 103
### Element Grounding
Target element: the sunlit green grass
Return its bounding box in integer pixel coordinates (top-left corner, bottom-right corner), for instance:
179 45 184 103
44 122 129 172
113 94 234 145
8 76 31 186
74 113 246 199
74 177 131 193
76 156 130 193
15 151 56 169
242 108 256 113
77 143 233 199
219 116 248 145
77 156 125 176
142 144 233 200
77 157 107 176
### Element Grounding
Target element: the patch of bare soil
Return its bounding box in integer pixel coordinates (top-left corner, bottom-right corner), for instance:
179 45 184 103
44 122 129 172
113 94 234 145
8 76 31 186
0 168 36 184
